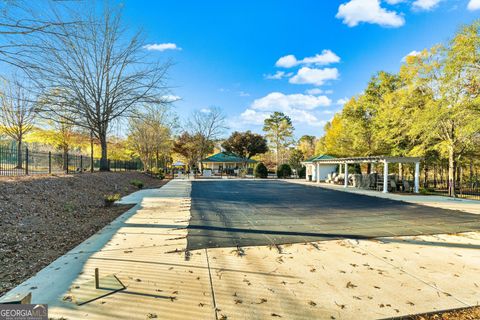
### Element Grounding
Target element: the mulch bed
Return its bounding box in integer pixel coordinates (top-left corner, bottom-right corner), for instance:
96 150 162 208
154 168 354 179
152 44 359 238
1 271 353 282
0 172 169 297
387 306 480 320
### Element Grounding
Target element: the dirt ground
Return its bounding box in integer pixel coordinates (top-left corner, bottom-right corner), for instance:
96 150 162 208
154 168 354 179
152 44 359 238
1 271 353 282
0 172 168 297
403 306 480 320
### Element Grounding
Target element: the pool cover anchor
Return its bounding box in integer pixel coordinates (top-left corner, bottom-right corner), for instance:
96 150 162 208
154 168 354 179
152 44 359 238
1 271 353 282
70 268 126 306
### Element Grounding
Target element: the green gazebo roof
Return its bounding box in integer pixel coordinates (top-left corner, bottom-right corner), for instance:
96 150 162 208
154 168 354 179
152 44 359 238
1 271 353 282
202 152 257 163
304 154 336 163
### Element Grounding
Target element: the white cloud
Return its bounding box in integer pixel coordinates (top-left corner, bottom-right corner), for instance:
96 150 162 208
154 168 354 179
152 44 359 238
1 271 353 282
412 0 441 10
264 71 293 80
467 0 480 10
385 0 405 4
275 55 298 68
275 50 340 68
401 50 421 62
143 43 182 52
289 67 339 86
301 50 341 65
200 108 211 113
336 0 405 28
239 92 333 127
239 91 250 97
161 95 181 102
305 88 323 95
251 92 332 111
336 97 349 105
240 109 270 125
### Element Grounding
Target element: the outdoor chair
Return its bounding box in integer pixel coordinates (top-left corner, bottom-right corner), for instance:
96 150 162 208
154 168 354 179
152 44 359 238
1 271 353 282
390 179 397 192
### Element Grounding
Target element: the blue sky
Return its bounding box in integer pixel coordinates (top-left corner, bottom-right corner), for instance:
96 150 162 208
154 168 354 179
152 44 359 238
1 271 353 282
122 0 480 139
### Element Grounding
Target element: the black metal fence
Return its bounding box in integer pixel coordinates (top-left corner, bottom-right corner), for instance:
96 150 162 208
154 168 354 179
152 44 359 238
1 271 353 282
0 146 142 176
421 180 480 200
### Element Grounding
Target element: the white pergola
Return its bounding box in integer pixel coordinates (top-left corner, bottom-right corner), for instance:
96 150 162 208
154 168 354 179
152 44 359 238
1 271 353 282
313 156 422 193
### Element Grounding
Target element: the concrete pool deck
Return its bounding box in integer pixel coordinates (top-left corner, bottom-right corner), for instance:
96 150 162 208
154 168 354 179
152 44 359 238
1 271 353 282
1 179 479 319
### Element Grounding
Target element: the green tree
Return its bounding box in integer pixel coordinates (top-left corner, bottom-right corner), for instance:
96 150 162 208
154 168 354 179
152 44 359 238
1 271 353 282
221 131 268 159
254 162 268 178
263 112 294 168
297 135 316 159
277 163 292 178
173 132 212 172
288 149 304 174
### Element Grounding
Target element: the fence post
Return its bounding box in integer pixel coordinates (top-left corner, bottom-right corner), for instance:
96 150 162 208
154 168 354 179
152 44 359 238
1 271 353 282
80 155 83 173
25 147 29 175
48 151 52 174
66 153 69 174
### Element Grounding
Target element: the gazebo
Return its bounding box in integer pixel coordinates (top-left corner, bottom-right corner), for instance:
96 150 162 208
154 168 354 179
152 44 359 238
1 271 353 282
310 156 422 193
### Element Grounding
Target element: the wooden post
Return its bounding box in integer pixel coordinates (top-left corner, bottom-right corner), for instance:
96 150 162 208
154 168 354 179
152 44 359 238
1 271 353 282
48 151 52 174
95 268 99 289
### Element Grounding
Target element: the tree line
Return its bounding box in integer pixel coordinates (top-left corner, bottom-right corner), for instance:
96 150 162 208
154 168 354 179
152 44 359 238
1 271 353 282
0 1 172 171
315 21 480 196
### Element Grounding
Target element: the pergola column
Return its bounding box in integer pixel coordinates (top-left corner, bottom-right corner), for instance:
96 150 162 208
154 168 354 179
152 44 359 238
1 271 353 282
344 163 348 188
414 162 420 193
383 161 389 193
316 162 320 183
339 163 343 174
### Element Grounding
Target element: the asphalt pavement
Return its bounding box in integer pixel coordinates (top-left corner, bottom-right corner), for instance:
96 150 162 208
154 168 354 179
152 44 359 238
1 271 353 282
187 180 480 250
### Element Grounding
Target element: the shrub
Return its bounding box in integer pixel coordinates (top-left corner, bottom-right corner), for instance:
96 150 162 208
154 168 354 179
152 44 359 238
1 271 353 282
104 193 121 207
297 165 306 178
254 162 268 178
277 164 292 178
130 179 144 189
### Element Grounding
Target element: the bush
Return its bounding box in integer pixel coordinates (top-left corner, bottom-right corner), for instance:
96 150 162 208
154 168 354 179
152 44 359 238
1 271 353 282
104 193 121 207
277 164 292 178
254 162 268 178
297 166 306 178
130 179 144 189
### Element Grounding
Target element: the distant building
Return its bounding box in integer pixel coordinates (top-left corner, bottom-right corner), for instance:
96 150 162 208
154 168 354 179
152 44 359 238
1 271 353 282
201 152 256 175
302 154 337 182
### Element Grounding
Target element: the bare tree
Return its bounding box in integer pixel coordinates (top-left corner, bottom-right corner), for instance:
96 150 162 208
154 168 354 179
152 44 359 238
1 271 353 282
128 104 178 171
189 107 227 171
0 0 80 68
24 5 171 170
0 78 35 168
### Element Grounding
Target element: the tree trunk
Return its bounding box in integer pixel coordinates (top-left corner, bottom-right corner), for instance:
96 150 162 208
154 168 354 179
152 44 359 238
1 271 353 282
448 146 456 197
367 163 372 174
16 139 23 169
423 163 429 188
99 133 109 171
470 160 474 188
